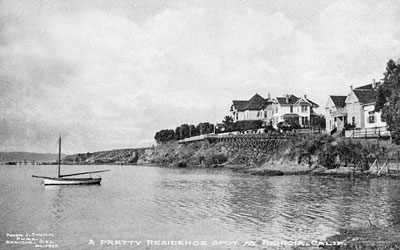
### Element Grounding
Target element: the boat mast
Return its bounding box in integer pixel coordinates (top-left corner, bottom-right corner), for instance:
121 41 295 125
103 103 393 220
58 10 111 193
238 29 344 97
58 134 61 178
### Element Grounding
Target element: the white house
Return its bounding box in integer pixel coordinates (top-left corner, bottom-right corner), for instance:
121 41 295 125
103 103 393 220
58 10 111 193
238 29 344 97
325 95 347 132
363 103 386 129
271 94 319 128
325 79 387 135
230 93 273 123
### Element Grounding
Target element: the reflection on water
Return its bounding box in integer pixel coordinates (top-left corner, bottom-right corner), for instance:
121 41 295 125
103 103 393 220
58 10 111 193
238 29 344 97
46 186 64 221
1 165 400 249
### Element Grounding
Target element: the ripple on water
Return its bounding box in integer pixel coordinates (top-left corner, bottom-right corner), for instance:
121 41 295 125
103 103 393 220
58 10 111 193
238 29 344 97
2 165 400 248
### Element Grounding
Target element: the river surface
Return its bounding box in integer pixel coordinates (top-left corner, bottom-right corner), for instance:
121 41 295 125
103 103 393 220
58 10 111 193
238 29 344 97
1 164 400 249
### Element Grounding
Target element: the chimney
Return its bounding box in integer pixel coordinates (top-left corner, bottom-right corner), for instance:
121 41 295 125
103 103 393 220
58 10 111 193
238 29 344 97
372 79 376 89
268 93 271 99
304 94 307 99
350 85 353 91
285 94 289 103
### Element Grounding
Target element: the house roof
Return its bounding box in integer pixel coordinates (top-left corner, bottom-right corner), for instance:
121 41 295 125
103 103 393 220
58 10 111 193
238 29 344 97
353 89 377 104
245 94 269 110
355 83 381 90
355 84 373 90
276 95 299 105
231 100 248 111
231 94 272 111
306 98 319 107
330 95 347 108
275 94 318 107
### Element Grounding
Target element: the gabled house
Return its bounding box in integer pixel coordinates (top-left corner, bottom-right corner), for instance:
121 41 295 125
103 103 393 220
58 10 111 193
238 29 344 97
325 80 386 134
325 95 348 132
271 94 319 128
230 93 273 123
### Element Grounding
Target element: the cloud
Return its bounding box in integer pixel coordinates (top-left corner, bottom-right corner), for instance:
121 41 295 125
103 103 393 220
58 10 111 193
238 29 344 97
317 0 400 78
0 0 399 153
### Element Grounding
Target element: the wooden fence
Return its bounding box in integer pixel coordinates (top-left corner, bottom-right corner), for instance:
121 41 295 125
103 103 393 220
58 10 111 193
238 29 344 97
345 127 391 139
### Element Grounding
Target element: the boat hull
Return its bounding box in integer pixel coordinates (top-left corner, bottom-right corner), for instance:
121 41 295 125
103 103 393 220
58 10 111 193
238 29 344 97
43 177 101 185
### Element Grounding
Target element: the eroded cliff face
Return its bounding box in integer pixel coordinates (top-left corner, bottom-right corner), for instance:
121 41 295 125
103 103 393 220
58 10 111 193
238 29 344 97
62 138 322 169
63 135 399 177
136 141 292 169
63 148 149 165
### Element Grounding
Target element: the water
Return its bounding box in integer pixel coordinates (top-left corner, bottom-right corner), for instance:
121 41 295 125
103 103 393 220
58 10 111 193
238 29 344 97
1 164 400 249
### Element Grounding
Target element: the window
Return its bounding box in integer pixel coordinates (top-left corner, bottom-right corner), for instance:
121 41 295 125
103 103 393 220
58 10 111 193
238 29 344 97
290 106 293 113
352 117 355 125
301 106 308 112
368 111 376 123
275 106 279 113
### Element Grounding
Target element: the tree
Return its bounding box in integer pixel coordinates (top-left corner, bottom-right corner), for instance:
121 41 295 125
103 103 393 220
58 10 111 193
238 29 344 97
180 124 190 139
189 125 198 137
222 116 234 131
375 59 400 144
154 129 175 144
197 122 214 134
174 126 182 140
312 114 326 130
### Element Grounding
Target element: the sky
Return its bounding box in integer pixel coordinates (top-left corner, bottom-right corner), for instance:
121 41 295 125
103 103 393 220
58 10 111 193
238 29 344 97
1 0 400 153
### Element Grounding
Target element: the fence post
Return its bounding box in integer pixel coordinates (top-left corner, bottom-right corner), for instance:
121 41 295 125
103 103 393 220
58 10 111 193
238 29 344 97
377 156 379 174
386 154 389 174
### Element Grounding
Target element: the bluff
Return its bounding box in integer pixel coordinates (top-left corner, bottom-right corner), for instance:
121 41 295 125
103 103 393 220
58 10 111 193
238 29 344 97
62 134 399 177
136 134 399 176
63 147 151 165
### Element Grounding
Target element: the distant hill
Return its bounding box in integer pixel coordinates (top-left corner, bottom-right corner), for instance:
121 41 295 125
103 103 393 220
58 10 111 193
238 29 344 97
0 152 65 163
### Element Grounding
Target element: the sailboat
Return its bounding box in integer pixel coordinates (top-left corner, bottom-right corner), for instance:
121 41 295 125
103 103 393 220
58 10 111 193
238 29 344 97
32 135 109 185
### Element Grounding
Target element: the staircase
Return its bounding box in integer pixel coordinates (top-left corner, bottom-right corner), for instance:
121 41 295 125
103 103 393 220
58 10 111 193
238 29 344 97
331 130 342 137
330 127 342 137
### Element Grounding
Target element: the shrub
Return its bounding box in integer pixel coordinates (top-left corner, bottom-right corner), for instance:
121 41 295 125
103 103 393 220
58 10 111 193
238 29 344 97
344 123 356 130
204 154 228 166
173 160 188 168
232 120 263 132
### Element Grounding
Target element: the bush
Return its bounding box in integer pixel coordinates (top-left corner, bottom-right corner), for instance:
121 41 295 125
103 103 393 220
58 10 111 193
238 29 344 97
232 120 263 132
277 121 300 132
204 154 228 166
344 123 356 130
172 160 188 168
